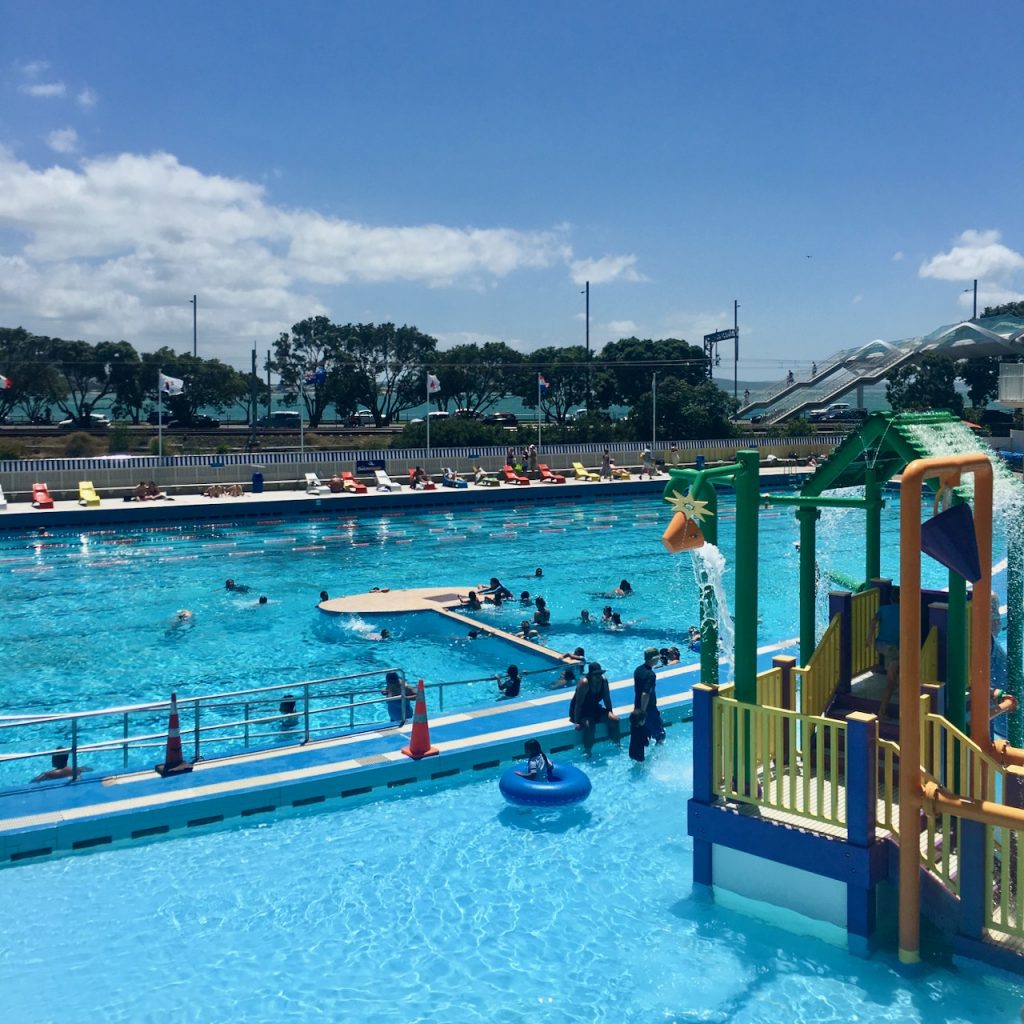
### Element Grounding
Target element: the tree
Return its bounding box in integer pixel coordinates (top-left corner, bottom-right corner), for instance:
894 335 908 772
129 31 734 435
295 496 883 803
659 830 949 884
981 301 1024 319
598 337 706 406
438 342 524 415
516 346 590 424
338 322 439 425
52 338 118 423
886 355 963 415
0 328 66 423
272 316 351 428
957 356 1000 408
628 378 738 440
102 341 146 423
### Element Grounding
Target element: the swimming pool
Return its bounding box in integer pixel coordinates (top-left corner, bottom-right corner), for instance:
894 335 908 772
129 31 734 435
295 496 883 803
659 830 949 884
0 488 988 775
1 733 1019 1023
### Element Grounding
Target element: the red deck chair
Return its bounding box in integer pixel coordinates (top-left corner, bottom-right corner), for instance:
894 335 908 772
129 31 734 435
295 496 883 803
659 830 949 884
538 464 565 483
340 471 367 494
32 483 54 509
502 466 530 486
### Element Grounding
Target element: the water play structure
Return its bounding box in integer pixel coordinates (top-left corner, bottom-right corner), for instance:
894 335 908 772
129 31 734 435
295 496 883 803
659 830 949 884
668 410 1024 968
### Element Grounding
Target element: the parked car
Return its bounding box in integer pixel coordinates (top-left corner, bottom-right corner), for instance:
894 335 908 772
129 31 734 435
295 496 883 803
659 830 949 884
147 410 176 426
59 413 110 429
179 414 221 429
482 412 518 427
826 407 868 423
453 408 481 420
346 409 376 426
257 411 302 428
427 411 449 420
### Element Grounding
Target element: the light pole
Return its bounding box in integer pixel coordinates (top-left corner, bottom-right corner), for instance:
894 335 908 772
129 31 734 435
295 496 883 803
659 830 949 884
733 299 740 403
582 280 590 408
963 280 978 320
190 295 197 357
652 371 657 454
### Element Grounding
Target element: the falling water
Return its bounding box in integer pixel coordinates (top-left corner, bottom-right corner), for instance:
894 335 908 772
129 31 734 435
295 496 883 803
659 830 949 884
690 542 736 677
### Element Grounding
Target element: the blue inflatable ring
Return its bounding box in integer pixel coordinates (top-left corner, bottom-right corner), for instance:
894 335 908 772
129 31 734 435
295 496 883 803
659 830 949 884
499 763 592 807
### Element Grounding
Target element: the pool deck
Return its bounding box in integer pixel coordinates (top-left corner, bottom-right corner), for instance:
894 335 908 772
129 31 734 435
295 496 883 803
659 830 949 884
0 638 798 865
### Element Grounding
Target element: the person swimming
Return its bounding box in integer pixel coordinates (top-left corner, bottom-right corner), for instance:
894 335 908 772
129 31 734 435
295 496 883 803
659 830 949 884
226 578 251 593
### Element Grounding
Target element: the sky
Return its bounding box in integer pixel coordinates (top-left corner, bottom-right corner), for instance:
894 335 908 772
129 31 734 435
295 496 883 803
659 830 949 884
1 1 1023 380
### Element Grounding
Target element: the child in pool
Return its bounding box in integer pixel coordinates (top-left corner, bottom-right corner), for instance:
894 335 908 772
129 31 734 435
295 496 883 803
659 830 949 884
515 738 553 779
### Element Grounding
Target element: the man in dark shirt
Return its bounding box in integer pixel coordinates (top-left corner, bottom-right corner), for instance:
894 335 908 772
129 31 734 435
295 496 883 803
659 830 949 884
633 646 666 745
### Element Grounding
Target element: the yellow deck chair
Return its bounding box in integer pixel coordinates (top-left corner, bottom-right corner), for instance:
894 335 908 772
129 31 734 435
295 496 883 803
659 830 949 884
572 461 599 482
78 481 100 506
612 466 631 480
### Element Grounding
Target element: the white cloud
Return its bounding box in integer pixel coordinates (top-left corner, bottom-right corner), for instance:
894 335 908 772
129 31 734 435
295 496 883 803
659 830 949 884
19 60 50 77
851 294 863 305
892 251 904 262
77 87 97 109
0 148 639 360
605 320 637 336
919 229 1024 282
19 81 66 98
569 254 644 285
45 128 78 154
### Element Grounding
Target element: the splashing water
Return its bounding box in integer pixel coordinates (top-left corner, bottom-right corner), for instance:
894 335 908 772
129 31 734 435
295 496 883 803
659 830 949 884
690 542 736 676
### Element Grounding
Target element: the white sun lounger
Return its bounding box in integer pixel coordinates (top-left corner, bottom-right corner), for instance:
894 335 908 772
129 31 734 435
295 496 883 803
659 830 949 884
305 472 331 495
0 483 6 510
374 469 398 492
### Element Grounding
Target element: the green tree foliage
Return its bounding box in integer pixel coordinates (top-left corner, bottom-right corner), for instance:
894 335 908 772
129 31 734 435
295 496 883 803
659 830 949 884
0 327 66 423
886 355 964 415
598 337 706 406
273 316 354 428
628 378 738 440
143 349 248 423
981 301 1024 319
957 357 1000 408
339 322 439 425
438 342 524 415
516 346 590 424
52 338 119 423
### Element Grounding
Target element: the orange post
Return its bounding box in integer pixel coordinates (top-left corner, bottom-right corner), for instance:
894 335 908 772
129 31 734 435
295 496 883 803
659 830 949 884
401 679 440 760
897 453 992 964
154 691 194 777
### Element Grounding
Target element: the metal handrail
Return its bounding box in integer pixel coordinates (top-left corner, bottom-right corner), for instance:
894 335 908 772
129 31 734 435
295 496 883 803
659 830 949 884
0 660 569 782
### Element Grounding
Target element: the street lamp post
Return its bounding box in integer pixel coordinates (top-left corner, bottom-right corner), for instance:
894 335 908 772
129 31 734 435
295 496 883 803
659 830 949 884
963 279 978 320
190 295 197 357
652 371 657 454
583 280 590 408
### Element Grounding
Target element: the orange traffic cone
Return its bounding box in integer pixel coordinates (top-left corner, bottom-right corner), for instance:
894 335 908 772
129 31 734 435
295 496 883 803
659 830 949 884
401 680 440 760
155 691 194 777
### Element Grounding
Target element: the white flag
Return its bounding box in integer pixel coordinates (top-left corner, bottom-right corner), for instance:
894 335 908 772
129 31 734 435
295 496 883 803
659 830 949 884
159 372 185 396
427 373 441 394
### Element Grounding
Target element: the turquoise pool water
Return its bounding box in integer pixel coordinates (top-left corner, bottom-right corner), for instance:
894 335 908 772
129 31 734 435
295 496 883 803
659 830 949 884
0 489 990 777
1 734 1019 1023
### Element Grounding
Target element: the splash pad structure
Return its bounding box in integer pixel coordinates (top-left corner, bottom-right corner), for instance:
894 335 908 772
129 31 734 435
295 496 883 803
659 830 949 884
667 412 1024 969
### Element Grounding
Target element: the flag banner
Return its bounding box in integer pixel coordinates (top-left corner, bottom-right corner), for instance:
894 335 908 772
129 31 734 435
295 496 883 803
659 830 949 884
303 367 326 386
538 374 550 395
427 373 441 394
159 372 185 396
0 374 11 390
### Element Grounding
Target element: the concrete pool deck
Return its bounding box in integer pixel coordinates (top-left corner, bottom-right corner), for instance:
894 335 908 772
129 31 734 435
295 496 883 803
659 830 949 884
0 638 798 866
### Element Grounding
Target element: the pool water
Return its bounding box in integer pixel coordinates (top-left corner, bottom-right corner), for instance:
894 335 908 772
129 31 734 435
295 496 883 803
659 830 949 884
1 734 1019 1023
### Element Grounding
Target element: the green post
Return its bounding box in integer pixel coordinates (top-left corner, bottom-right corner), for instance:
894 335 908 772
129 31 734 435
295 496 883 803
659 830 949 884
733 450 760 705
698 483 719 686
946 568 968 736
797 505 819 665
865 468 882 583
1007 527 1024 748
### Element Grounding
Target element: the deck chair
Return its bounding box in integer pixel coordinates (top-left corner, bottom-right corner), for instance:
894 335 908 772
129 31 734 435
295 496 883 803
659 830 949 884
340 471 367 494
442 468 468 488
374 469 398 492
78 481 100 507
538 464 565 484
611 466 631 480
0 482 6 510
305 472 331 495
473 470 500 487
572 461 599 482
32 483 54 509
502 465 530 486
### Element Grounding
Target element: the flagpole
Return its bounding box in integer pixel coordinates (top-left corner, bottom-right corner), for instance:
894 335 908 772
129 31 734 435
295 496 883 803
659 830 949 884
158 368 163 458
537 375 542 449
425 374 431 453
299 383 305 457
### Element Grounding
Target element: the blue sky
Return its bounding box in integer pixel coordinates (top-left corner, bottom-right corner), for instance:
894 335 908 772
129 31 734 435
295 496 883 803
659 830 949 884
1 1 1023 379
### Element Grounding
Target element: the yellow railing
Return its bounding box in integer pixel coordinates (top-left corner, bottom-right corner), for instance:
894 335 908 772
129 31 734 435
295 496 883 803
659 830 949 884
920 626 939 685
987 823 1024 940
756 666 784 709
850 588 880 677
713 694 847 829
877 737 900 834
796 614 842 717
922 702 1003 802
